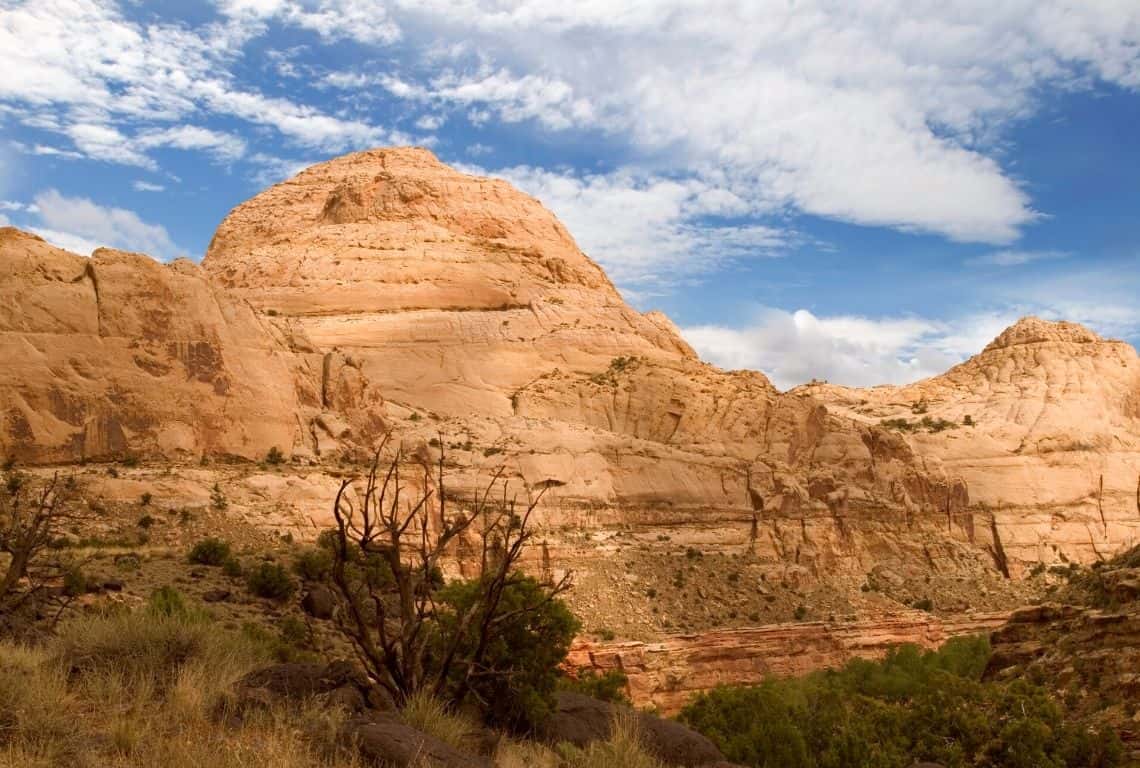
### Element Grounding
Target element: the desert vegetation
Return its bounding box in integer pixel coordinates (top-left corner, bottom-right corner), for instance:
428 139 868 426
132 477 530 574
679 635 1124 768
324 436 576 730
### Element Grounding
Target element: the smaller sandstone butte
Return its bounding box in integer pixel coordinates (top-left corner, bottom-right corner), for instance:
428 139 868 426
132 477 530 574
985 545 1140 758
804 315 1140 570
0 228 302 462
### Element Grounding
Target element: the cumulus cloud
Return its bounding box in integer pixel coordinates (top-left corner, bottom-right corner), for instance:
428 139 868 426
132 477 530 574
0 0 394 168
682 258 1140 389
373 0 1140 244
682 308 1020 389
30 189 180 259
487 165 786 289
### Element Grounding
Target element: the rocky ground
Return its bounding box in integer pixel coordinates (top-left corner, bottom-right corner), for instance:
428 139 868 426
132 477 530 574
985 545 1140 761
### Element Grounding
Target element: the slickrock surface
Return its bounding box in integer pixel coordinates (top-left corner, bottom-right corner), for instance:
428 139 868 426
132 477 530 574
3 147 1139 649
0 229 302 462
568 610 1011 714
0 228 385 464
801 316 1140 571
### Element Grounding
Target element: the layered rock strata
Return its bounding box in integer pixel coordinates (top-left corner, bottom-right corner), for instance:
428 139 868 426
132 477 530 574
567 610 1011 714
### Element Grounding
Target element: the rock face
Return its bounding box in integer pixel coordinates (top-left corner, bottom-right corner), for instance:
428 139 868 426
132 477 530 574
3 147 1140 640
984 546 1140 758
801 316 1140 572
567 610 1011 714
0 227 383 464
0 229 301 462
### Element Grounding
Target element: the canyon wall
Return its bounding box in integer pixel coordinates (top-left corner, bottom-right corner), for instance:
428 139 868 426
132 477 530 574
2 147 1139 639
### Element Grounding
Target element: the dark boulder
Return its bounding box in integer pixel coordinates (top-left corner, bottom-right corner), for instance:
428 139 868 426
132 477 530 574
202 588 231 603
223 660 375 719
301 584 336 619
540 692 725 767
346 713 492 768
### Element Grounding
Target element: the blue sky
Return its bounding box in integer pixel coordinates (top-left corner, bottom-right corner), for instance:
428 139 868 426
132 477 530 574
2 0 1139 389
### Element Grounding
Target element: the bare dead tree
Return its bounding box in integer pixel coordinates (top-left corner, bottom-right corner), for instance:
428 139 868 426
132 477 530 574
327 434 572 708
0 470 87 619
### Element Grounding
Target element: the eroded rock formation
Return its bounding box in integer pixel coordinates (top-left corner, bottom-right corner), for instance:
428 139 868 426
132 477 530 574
802 316 1140 571
567 610 1011 714
2 147 1139 642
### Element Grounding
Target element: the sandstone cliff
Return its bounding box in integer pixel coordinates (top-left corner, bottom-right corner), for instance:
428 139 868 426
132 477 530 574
2 148 1138 640
801 316 1140 572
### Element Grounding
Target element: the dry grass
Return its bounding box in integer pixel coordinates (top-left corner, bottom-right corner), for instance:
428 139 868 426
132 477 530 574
494 738 562 768
1 600 669 768
397 689 479 752
0 605 363 768
555 710 666 768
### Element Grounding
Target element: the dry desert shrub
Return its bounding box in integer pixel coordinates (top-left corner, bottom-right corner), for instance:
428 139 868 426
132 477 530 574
555 710 666 768
397 688 479 751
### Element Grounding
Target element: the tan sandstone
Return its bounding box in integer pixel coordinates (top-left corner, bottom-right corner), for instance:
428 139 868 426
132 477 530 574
2 148 1139 652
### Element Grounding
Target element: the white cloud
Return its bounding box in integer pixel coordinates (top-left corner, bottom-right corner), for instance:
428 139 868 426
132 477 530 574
136 125 247 163
683 308 1019 389
217 0 401 45
967 249 1069 267
383 68 594 130
374 0 1140 244
682 258 1140 389
132 180 165 192
30 189 179 259
488 165 786 290
0 0 394 168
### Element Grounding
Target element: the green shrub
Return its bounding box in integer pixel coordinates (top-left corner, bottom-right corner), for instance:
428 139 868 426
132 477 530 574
911 597 934 612
679 635 1123 768
188 537 230 566
279 615 307 645
246 562 297 601
431 576 580 731
62 564 87 597
292 547 332 581
137 514 155 529
560 669 631 705
139 492 152 506
210 483 227 511
222 556 244 578
266 446 285 465
147 585 190 618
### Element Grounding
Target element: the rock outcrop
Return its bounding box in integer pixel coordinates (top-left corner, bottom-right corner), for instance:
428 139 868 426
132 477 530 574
802 316 1140 571
567 610 1010 714
3 147 1139 640
0 229 302 462
984 546 1140 758
0 227 384 465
